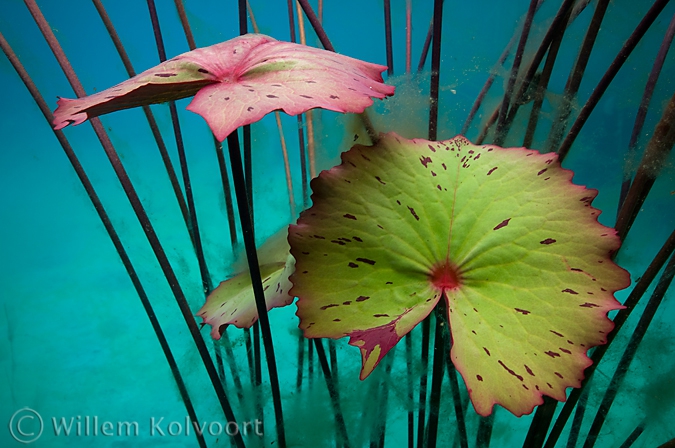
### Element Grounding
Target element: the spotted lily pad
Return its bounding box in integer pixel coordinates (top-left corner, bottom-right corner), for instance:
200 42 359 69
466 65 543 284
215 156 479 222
52 33 394 141
288 133 630 417
198 229 294 337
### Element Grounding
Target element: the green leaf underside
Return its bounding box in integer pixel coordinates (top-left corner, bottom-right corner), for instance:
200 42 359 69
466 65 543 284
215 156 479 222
197 258 294 336
288 132 630 417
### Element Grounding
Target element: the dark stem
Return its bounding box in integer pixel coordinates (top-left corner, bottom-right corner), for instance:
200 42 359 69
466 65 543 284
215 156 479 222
214 137 239 250
619 11 675 214
314 339 351 448
618 420 647 448
296 332 305 392
384 0 394 76
557 0 672 162
372 351 395 448
493 0 538 145
546 0 610 153
522 396 557 448
615 90 675 240
417 18 433 73
425 304 447 448
226 131 286 447
565 382 589 448
416 318 430 448
583 253 675 448
296 0 335 51
428 0 444 141
522 2 573 148
445 356 468 448
498 0 577 144
405 333 415 448
476 413 495 448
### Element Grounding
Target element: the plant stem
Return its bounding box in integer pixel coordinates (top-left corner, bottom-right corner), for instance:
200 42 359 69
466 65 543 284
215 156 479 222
445 356 468 448
428 0 444 141
619 11 675 214
493 0 538 146
557 0 671 162
314 339 351 448
226 131 286 447
416 317 430 448
425 305 447 448
384 0 394 76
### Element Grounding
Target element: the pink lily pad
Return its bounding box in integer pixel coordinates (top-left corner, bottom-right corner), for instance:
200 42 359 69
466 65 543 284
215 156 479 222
52 34 394 141
288 133 630 417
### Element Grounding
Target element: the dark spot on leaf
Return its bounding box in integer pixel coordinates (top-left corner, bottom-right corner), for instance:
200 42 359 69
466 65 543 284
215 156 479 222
523 385 529 390
428 144 436 152
348 262 358 268
538 168 548 176
437 185 442 191
353 236 363 242
356 258 376 265
515 308 530 315
442 163 447 170
498 360 523 381
477 375 483 381
300 94 313 98
306 80 316 83
330 95 339 99
344 214 357 220
571 268 583 272
524 365 535 376
224 97 230 101
431 171 437 176
487 167 498 175
375 176 386 185
560 348 572 354
385 281 393 285
333 319 341 322
407 206 420 221
493 218 511 230
313 235 325 239
247 107 254 111
356 296 370 302
562 288 578 294
396 200 401 205
302 251 310 255
420 156 432 167
154 73 176 77
362 154 371 161
550 330 564 337
266 94 278 98
374 314 389 318
483 347 491 356
472 330 477 335
320 304 339 310
331 240 346 245
580 302 600 308
343 301 352 305
540 238 556 244
545 351 560 358
555 372 564 379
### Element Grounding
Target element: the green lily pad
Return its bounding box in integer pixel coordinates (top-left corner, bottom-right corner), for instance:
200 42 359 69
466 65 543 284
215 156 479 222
198 229 294 337
288 132 630 416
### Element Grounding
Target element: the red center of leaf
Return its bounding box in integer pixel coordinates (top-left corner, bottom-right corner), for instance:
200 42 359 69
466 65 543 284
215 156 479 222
429 260 462 291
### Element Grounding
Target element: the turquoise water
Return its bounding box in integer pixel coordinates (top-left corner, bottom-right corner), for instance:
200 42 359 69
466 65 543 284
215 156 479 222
1 1 674 447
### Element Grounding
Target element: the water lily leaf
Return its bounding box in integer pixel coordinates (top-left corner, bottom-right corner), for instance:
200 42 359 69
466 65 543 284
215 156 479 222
288 132 630 417
52 33 394 141
198 229 294 337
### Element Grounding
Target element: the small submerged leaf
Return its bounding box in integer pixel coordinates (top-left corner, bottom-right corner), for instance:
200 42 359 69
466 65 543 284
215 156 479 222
288 132 630 417
52 33 394 141
198 229 294 337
